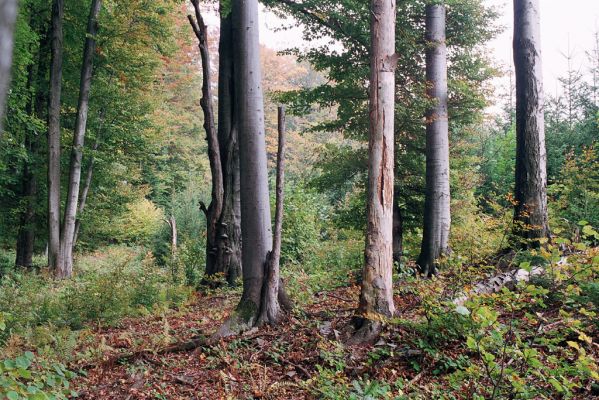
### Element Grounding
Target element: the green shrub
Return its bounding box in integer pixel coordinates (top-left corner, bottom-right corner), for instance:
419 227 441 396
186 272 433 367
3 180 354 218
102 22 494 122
0 352 76 399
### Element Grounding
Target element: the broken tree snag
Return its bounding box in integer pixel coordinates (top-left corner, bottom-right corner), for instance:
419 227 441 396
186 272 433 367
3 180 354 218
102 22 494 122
188 0 225 279
417 2 451 277
512 0 549 247
258 106 287 325
350 0 396 345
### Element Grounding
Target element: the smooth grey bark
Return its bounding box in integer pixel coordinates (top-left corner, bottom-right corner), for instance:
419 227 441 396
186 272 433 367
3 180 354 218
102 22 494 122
351 0 396 344
47 0 64 272
513 0 549 246
417 3 451 277
215 10 242 285
214 0 274 337
258 106 286 325
168 215 177 256
58 0 102 278
188 0 225 285
0 0 18 133
72 138 100 246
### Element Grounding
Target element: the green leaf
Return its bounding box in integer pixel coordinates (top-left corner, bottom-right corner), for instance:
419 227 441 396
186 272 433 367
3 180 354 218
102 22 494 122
6 391 19 400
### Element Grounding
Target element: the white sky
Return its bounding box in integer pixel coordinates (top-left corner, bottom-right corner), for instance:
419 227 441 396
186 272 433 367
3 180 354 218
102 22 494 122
253 1 599 99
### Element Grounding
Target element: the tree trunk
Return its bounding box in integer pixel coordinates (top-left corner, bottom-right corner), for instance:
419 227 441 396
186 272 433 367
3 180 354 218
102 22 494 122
513 0 549 246
47 0 64 272
0 0 18 133
258 106 286 325
214 0 274 336
351 0 396 344
188 0 224 284
392 192 403 270
169 215 177 256
215 8 242 285
73 138 100 246
59 0 102 278
417 3 451 277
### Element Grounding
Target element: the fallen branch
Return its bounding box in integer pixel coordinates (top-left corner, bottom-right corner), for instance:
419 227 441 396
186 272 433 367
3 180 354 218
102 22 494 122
76 335 206 370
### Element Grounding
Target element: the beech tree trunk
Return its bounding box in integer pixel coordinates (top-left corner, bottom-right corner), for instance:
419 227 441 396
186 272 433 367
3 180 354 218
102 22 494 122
0 0 18 132
352 0 396 344
73 137 100 246
513 0 549 246
215 9 242 285
417 3 451 277
214 0 276 336
58 0 102 278
188 0 225 285
47 0 64 272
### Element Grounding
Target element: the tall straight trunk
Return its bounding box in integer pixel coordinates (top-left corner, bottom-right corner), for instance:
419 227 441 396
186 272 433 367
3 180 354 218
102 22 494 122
72 138 100 246
513 0 549 246
215 0 274 337
188 0 224 284
58 0 102 278
47 0 64 272
352 0 396 344
215 9 242 285
417 3 450 277
0 0 18 133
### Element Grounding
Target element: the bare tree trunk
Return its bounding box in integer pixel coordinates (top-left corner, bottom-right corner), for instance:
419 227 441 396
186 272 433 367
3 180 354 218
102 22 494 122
258 106 287 325
417 3 451 277
188 0 225 284
47 0 64 272
392 192 403 269
169 215 177 256
59 0 102 278
215 8 242 285
0 0 18 133
72 138 100 246
214 0 274 337
513 0 549 246
351 0 396 345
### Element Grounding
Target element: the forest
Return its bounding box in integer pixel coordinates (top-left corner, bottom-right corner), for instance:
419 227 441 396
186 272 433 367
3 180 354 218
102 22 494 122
0 0 597 398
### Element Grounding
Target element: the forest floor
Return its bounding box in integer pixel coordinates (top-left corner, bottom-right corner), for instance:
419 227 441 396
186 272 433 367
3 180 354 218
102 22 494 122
70 247 599 400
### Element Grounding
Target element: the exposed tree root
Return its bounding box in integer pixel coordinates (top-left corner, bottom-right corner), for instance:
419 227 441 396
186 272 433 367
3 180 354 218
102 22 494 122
346 318 384 345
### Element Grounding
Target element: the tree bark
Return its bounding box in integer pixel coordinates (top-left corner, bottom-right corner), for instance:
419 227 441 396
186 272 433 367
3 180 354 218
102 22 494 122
215 8 242 285
47 0 64 272
392 192 403 270
214 0 274 337
513 0 549 246
258 106 286 325
351 0 396 344
72 137 100 246
417 3 451 277
58 0 102 278
188 0 225 284
0 0 18 133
